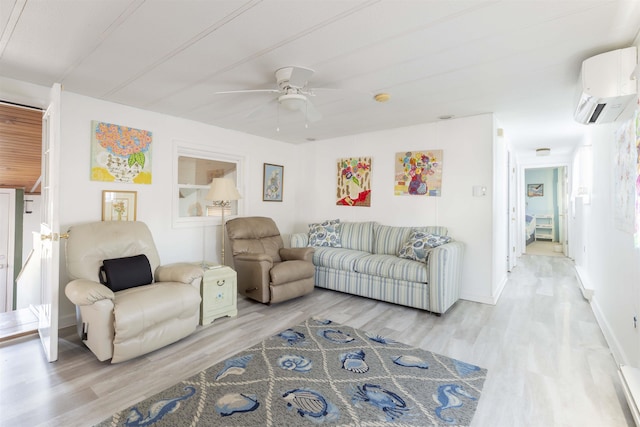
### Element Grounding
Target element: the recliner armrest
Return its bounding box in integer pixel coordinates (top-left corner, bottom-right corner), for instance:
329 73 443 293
65 279 115 306
155 263 203 284
280 247 314 262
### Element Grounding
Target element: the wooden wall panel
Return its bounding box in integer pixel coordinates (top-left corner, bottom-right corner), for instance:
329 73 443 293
0 104 42 194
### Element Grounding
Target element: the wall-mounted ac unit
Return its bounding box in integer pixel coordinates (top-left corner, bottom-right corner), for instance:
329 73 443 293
574 46 637 125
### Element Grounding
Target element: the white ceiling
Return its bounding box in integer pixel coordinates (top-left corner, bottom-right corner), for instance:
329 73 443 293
1 0 639 159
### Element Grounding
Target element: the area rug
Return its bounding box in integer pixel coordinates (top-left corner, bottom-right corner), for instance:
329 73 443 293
96 318 487 426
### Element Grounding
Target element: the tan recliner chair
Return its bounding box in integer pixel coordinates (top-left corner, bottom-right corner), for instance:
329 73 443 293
226 217 315 304
64 221 203 363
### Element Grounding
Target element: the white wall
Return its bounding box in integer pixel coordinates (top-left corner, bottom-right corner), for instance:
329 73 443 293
2 78 507 326
56 92 306 325
573 117 640 366
297 114 501 304
571 35 640 366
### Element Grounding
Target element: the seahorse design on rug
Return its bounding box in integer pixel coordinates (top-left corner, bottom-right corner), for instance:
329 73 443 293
124 386 196 427
433 384 477 424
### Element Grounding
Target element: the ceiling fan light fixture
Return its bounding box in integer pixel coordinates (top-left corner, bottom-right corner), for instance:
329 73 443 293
536 148 551 156
278 93 307 111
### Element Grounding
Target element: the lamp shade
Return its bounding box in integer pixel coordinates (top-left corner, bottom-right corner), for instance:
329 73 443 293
206 178 242 201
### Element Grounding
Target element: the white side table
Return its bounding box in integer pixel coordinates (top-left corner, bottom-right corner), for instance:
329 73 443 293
200 265 237 325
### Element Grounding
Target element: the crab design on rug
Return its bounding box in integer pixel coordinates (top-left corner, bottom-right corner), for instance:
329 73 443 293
350 383 409 421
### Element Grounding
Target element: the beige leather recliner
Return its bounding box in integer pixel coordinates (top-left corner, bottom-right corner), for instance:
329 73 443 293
64 221 202 363
226 217 315 304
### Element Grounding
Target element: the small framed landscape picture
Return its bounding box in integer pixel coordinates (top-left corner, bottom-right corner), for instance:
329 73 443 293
263 163 283 202
527 183 543 197
102 190 137 221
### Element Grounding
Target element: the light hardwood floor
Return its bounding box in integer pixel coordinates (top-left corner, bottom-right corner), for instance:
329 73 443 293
0 255 633 427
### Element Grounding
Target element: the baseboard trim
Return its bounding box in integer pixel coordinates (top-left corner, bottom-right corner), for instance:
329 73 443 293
59 312 76 329
460 275 506 306
574 265 594 301
620 366 640 426
591 296 627 366
460 292 497 305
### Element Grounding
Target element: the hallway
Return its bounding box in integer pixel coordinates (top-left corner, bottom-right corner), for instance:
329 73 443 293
525 240 565 257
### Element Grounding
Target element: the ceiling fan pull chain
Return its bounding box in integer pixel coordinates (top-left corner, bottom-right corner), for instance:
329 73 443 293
305 102 309 129
276 102 280 132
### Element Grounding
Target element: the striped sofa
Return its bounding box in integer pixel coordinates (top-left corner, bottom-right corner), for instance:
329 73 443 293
290 222 464 315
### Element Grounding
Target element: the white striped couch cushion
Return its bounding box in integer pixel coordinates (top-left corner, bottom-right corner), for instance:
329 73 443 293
352 254 428 282
312 247 369 271
339 222 375 253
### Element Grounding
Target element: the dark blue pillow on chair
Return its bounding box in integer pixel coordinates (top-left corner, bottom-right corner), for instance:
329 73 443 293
99 254 153 292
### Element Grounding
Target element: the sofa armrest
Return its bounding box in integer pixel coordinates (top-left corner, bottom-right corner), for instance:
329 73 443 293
155 263 203 284
280 247 314 262
290 232 309 248
65 279 115 306
428 241 464 314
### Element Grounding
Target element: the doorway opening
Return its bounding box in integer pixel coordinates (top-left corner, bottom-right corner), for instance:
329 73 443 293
0 101 43 340
523 166 568 257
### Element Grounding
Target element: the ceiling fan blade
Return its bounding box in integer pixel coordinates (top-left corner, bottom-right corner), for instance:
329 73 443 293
287 66 314 88
304 99 322 122
246 97 278 120
215 89 279 95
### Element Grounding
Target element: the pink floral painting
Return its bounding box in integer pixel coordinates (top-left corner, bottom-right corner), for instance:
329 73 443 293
337 157 371 206
394 150 443 196
91 121 153 184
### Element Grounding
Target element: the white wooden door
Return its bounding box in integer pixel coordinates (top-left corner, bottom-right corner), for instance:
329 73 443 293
557 166 569 256
38 83 61 362
507 153 517 271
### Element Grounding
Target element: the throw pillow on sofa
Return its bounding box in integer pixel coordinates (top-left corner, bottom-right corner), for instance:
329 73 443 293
398 230 451 262
308 219 342 247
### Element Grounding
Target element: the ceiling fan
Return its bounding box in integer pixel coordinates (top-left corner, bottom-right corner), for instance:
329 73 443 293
215 66 327 123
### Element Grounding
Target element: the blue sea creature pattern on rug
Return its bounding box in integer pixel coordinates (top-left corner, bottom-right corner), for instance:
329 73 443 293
340 349 369 373
365 332 398 345
282 388 340 423
318 328 355 343
277 329 306 346
453 359 482 377
124 386 196 427
350 383 410 422
215 393 260 417
392 354 429 369
214 354 253 380
97 319 487 427
278 354 313 373
433 384 477 424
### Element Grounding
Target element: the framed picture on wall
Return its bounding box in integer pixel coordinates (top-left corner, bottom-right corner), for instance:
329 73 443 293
102 190 137 221
263 163 283 202
527 183 543 197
